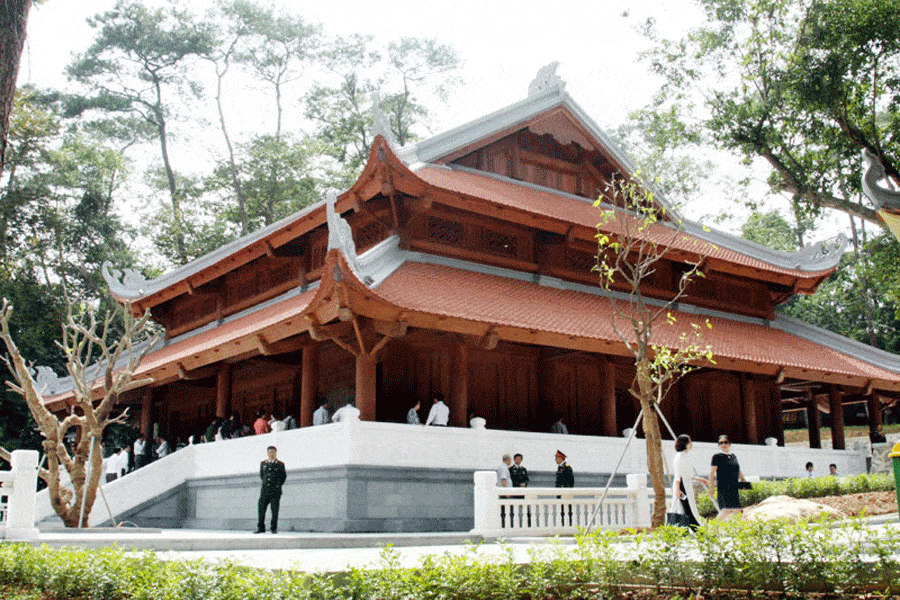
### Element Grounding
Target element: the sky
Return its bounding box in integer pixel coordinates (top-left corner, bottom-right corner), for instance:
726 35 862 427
18 0 846 241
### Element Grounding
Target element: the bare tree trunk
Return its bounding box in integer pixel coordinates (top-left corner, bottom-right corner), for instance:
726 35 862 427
0 0 33 176
637 363 667 528
153 81 187 263
214 59 247 236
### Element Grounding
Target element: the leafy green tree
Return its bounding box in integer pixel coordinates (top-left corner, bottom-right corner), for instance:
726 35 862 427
67 0 216 265
0 91 139 452
741 210 798 251
305 34 461 182
638 0 900 231
0 0 33 175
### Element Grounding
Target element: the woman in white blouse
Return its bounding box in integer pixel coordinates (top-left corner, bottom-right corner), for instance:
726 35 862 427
672 434 708 529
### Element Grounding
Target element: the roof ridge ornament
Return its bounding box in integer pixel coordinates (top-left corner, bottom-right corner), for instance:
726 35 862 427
32 365 61 395
325 190 362 275
372 92 398 149
793 234 848 269
528 61 566 97
861 148 900 211
102 261 149 296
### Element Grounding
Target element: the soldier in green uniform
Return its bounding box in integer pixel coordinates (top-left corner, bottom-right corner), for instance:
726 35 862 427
509 453 529 487
255 445 287 534
554 450 574 487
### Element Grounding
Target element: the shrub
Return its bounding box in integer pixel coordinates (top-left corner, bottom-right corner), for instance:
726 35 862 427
1 518 898 598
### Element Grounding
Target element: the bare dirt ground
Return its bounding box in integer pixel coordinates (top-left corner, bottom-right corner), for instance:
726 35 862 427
814 490 898 517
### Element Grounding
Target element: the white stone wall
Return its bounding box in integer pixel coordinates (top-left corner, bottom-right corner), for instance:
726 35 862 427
33 421 868 528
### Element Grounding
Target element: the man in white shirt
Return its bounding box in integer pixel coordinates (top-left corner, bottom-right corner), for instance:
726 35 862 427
115 447 129 477
133 434 147 469
313 397 330 426
331 400 360 422
156 437 170 459
425 392 449 426
496 454 512 487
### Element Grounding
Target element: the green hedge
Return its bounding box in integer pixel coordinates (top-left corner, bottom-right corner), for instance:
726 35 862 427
1 517 899 599
697 472 895 517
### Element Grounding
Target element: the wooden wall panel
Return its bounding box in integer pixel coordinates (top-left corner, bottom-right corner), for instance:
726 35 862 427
316 341 355 410
159 381 216 444
539 354 609 436
467 346 540 431
378 342 452 423
679 371 742 443
231 359 300 423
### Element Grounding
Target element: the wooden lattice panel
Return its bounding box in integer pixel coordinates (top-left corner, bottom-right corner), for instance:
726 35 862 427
565 248 597 274
427 217 463 245
481 228 519 258
355 220 389 251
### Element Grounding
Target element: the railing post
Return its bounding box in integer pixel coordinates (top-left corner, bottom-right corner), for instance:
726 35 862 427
470 471 499 536
6 450 39 541
626 473 651 528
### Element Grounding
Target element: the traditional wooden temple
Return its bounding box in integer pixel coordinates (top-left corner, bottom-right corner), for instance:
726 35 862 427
45 67 900 451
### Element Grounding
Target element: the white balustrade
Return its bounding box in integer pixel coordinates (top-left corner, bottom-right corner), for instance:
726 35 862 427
471 470 653 537
0 450 39 541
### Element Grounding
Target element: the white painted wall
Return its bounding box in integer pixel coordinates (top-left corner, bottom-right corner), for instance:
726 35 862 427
33 421 867 527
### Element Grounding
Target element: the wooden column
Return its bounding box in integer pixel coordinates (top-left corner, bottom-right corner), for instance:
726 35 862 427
300 344 318 427
215 365 230 419
740 374 758 444
806 389 821 449
355 352 377 421
868 393 883 432
771 381 784 447
829 385 845 450
451 342 469 427
140 387 152 438
600 357 617 437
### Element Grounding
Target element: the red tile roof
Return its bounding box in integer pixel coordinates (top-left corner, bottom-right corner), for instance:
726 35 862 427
416 166 836 279
374 261 900 385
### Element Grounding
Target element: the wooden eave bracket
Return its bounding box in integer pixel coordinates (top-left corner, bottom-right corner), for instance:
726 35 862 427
480 328 499 350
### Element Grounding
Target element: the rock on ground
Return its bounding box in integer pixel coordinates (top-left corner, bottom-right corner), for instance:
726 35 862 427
742 495 847 522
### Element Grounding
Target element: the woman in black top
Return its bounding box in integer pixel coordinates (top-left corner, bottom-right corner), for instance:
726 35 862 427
708 435 745 510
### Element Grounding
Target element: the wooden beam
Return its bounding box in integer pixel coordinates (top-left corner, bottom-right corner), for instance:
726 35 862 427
264 240 276 258
480 329 499 351
140 387 152 438
371 318 409 338
308 321 353 342
256 334 273 356
600 356 617 437
176 362 220 381
451 341 469 427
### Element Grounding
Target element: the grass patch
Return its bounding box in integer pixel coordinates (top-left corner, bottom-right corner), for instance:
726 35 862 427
697 472 895 517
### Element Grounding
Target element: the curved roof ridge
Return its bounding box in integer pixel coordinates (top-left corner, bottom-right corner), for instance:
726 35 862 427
103 199 328 300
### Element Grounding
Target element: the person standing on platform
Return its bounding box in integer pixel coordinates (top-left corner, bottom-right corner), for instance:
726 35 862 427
331 400 360 422
407 401 422 425
805 461 814 477
497 454 512 487
510 453 529 487
708 434 745 513
283 413 298 430
133 434 148 469
253 411 270 435
313 397 330 426
554 450 574 487
551 417 569 435
255 446 287 534
156 437 170 459
425 392 449 426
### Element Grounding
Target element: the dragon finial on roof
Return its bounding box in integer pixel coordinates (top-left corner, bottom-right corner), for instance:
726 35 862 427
861 148 900 212
325 190 362 275
102 261 149 297
528 62 566 97
372 92 398 148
